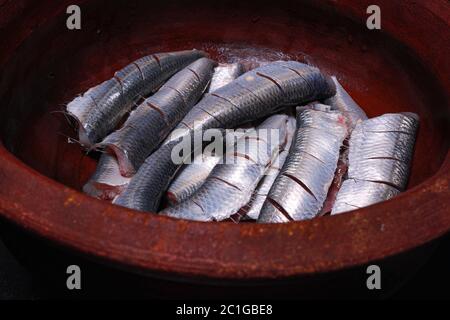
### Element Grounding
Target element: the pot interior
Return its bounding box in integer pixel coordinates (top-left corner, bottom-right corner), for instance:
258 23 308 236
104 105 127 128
0 0 448 196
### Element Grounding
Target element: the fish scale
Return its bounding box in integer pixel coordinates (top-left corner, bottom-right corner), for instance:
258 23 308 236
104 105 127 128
243 116 297 220
244 150 288 220
66 49 206 146
258 109 348 223
115 61 336 212
234 73 283 107
162 114 289 221
349 131 416 162
262 174 317 220
114 140 183 211
166 154 221 205
281 151 336 198
331 180 400 214
356 112 418 134
164 64 246 205
114 63 144 99
279 62 332 99
100 58 216 176
290 127 344 163
256 64 314 100
184 104 225 129
168 61 336 140
145 87 186 125
348 158 411 190
331 113 419 215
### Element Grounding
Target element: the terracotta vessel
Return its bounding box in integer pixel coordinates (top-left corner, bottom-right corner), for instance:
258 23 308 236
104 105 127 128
0 0 448 296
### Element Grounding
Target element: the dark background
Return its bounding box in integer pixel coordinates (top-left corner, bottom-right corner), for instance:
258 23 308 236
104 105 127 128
0 224 449 300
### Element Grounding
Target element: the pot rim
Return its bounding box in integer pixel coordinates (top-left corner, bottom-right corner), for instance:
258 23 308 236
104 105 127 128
0 144 449 280
0 0 449 280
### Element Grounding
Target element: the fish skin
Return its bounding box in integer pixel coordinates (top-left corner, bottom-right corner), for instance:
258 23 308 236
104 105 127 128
162 114 290 221
67 50 207 147
325 76 368 127
313 77 367 215
258 109 348 223
116 61 336 212
331 113 419 215
207 63 244 93
166 153 221 205
244 116 297 220
99 58 216 176
113 139 184 211
113 127 225 212
331 179 400 214
83 153 131 200
165 61 336 144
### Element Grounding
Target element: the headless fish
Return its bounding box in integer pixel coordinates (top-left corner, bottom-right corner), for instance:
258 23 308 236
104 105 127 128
331 112 419 215
243 116 297 220
258 109 348 223
99 58 216 176
166 60 336 144
114 139 184 211
161 114 290 221
207 63 244 93
166 153 220 205
67 49 206 146
115 61 336 212
325 76 367 128
82 153 131 200
313 80 367 214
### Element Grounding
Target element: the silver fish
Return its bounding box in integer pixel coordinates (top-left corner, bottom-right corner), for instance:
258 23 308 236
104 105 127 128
165 60 336 144
162 114 290 221
207 63 244 93
113 138 188 211
99 58 216 176
115 61 336 212
258 109 348 223
244 116 296 220
166 153 220 205
82 153 131 200
331 180 400 214
67 49 206 146
325 76 367 127
331 112 419 215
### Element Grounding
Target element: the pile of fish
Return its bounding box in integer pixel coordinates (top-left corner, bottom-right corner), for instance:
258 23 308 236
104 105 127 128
67 49 419 223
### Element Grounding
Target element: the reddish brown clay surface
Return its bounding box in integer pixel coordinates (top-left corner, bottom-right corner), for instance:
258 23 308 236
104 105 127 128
0 0 449 280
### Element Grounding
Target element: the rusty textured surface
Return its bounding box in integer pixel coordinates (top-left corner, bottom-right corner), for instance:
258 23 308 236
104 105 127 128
0 0 449 280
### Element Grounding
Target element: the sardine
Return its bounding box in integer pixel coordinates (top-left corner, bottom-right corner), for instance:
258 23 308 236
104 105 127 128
115 61 336 212
207 63 244 93
113 138 186 211
99 58 216 176
67 49 206 146
318 78 367 214
82 153 131 200
243 116 297 220
258 109 348 223
161 114 290 221
165 60 336 144
331 112 419 214
166 153 220 205
325 76 367 128
331 180 400 214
